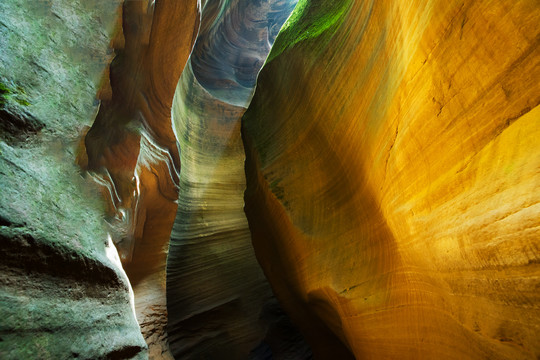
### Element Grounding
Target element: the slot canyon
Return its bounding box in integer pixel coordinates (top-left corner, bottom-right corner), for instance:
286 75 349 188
0 0 538 359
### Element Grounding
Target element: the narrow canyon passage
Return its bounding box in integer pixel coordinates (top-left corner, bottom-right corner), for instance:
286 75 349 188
81 0 308 358
166 1 305 358
0 0 539 359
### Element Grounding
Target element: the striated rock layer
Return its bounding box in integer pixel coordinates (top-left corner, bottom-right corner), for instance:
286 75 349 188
169 61 272 359
190 0 297 106
79 1 200 357
0 1 146 358
167 0 310 359
243 0 540 359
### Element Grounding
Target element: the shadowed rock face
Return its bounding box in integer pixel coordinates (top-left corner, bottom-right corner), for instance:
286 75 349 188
79 1 200 357
0 0 147 358
243 0 540 359
190 0 297 106
167 0 308 359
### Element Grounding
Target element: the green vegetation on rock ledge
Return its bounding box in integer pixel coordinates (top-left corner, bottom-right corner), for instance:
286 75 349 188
266 0 352 63
0 82 30 108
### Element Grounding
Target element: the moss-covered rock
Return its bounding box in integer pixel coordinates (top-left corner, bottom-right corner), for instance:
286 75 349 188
0 1 147 359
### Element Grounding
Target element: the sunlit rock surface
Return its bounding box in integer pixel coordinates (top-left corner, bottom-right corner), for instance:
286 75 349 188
79 1 200 357
243 0 540 359
167 0 310 358
0 1 146 358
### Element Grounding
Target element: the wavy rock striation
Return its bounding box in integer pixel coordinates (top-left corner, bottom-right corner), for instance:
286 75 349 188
0 1 146 358
243 0 540 359
167 0 310 359
169 61 271 359
79 1 200 357
190 0 297 106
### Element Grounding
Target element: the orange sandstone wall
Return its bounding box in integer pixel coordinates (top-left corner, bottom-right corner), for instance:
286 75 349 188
80 1 200 357
242 0 540 359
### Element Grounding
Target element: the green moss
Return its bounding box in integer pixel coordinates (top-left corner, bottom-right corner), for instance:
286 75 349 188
266 0 352 63
0 82 11 107
0 82 11 94
0 82 30 108
15 98 30 106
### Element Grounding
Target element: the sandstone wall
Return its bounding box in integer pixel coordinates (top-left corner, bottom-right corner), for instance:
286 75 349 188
242 0 540 358
79 1 200 357
166 0 310 359
0 1 147 358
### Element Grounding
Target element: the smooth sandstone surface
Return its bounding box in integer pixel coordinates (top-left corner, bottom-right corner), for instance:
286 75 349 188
243 0 540 359
0 1 146 359
79 1 200 357
167 1 309 358
2 0 538 358
169 61 271 359
190 0 297 106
